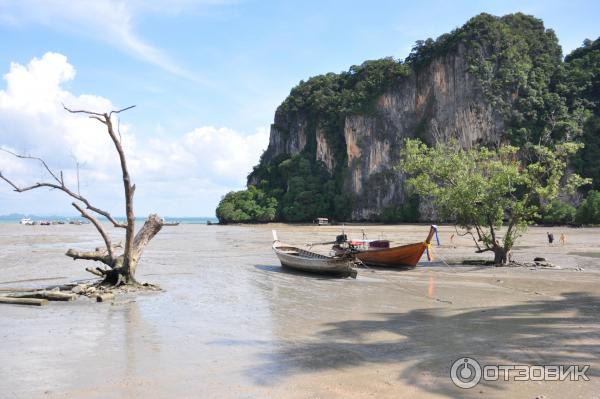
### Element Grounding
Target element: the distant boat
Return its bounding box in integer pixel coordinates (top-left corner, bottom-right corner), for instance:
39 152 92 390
272 230 358 278
160 218 180 226
332 225 438 268
19 218 34 225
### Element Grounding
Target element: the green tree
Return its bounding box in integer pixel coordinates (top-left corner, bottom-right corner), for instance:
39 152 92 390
540 199 576 225
575 190 600 225
400 139 589 264
563 37 600 189
216 186 277 224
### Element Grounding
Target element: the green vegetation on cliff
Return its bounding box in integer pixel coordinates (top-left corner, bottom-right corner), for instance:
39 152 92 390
409 13 576 146
248 154 352 222
216 186 277 224
564 38 600 190
218 13 599 223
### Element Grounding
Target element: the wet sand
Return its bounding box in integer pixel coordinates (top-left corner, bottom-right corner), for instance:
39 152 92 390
1 223 599 398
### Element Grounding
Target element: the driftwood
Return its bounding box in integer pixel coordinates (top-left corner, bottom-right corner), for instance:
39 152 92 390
0 297 48 306
96 293 115 302
0 105 164 287
0 287 42 292
4 290 76 301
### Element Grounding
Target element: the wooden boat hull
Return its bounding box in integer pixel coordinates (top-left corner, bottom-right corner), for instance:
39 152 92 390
354 242 427 267
273 243 357 278
333 225 437 268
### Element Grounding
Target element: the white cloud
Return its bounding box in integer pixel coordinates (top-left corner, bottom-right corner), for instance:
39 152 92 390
0 53 119 173
143 126 268 184
0 52 268 216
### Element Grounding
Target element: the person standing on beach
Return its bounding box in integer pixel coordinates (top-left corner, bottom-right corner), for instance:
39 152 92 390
560 233 566 245
547 232 554 245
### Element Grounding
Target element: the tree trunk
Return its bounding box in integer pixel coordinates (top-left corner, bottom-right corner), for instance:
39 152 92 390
102 214 163 286
493 247 511 265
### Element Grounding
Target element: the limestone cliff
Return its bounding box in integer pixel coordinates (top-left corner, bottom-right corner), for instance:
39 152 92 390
256 43 503 219
249 13 565 221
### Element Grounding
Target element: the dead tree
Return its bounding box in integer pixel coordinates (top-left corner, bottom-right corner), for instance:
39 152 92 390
0 106 163 286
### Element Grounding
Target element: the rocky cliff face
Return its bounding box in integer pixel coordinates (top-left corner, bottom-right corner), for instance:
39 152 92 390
258 44 504 220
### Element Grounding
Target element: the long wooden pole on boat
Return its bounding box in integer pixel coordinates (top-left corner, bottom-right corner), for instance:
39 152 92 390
425 225 438 244
425 225 438 261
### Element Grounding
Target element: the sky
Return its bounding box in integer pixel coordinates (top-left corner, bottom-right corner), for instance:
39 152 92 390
0 0 598 217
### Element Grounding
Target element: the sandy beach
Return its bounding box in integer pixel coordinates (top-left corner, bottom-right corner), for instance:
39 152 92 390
1 223 599 398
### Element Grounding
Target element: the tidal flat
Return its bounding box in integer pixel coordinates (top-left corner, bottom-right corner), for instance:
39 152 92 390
1 223 599 398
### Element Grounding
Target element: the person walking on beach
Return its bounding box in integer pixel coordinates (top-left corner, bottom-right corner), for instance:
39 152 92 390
560 233 566 245
547 232 554 245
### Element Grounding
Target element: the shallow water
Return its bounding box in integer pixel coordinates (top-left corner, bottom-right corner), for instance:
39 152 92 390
1 223 600 398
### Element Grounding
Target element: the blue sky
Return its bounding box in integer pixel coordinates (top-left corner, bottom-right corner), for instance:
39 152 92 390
0 0 598 217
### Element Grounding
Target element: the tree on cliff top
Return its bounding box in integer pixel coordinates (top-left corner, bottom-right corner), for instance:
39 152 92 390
400 139 590 264
0 106 163 286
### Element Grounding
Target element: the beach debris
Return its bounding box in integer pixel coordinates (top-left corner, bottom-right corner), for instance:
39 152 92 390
461 259 497 266
0 276 162 306
0 297 48 306
71 284 85 294
96 293 115 302
3 290 76 301
534 257 546 262
533 259 557 268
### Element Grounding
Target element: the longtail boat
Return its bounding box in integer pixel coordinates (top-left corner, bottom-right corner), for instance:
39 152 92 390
272 231 358 278
332 225 438 267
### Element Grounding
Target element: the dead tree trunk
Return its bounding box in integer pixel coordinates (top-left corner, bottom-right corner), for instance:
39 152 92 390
0 105 163 286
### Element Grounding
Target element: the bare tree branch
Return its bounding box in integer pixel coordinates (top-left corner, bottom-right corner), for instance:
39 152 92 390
475 248 493 253
85 267 105 277
62 104 105 117
109 105 136 118
0 171 126 228
71 202 114 263
65 248 113 266
0 147 62 184
454 225 484 252
89 115 107 124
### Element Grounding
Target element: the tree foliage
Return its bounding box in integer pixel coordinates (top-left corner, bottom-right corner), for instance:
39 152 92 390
575 190 600 225
279 58 410 118
563 37 600 190
400 139 589 263
249 154 352 222
540 199 576 225
216 186 277 224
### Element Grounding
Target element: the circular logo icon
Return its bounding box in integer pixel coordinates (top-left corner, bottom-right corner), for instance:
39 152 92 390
450 357 482 389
